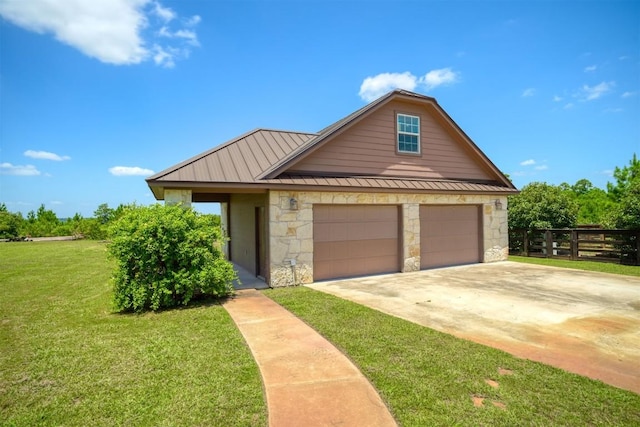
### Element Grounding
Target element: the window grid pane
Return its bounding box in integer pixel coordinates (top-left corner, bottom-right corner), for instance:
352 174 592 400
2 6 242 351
397 114 420 153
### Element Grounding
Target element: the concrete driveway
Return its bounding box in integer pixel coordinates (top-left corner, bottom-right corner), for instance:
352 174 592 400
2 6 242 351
307 261 640 394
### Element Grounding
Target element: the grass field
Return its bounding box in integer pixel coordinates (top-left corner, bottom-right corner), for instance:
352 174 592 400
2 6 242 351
2 241 639 426
266 286 640 426
0 241 266 426
510 255 640 277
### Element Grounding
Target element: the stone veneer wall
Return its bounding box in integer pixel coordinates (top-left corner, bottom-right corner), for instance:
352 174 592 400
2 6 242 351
268 190 508 287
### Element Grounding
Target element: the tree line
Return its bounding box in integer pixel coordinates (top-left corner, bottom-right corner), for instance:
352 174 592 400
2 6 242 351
0 203 130 240
508 154 639 230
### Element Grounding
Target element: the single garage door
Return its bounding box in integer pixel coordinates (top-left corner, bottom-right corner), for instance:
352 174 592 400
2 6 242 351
314 205 399 281
420 205 481 269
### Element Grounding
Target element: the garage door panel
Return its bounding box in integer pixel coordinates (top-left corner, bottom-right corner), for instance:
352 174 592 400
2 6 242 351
421 205 481 269
314 205 399 281
346 238 398 258
347 221 397 240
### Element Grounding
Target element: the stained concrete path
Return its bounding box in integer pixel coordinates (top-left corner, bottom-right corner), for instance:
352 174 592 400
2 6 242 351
224 289 397 427
309 261 640 394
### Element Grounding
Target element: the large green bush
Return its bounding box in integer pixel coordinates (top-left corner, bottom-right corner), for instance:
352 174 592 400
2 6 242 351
108 204 236 312
508 182 578 229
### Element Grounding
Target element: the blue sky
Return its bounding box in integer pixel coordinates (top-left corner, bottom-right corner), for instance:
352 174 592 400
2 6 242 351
1 0 638 218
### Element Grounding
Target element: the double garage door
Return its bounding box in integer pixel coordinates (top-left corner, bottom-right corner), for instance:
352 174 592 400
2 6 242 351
313 204 481 281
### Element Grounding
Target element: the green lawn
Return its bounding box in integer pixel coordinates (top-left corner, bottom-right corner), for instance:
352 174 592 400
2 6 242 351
3 242 639 426
510 255 640 277
266 287 640 426
0 241 266 426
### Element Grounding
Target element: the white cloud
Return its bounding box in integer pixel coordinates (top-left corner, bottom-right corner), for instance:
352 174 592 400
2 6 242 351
153 44 177 68
420 68 459 90
184 15 201 26
359 68 460 102
584 65 597 72
359 72 418 102
563 103 574 109
0 162 41 176
24 150 70 161
580 81 615 101
534 165 548 171
152 1 175 22
522 88 535 97
604 107 623 113
109 166 154 176
520 159 535 166
622 91 636 98
0 0 200 67
553 95 563 102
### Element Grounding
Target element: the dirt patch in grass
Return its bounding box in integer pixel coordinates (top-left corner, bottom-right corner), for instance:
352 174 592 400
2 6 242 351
457 313 640 395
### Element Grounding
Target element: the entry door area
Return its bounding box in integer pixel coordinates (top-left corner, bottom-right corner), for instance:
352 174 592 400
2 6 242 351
313 205 399 281
420 205 481 269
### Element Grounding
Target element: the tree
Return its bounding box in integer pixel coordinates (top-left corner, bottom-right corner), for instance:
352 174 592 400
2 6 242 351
571 179 594 197
508 182 579 229
21 204 60 237
108 204 236 312
0 208 23 239
612 180 640 229
607 153 640 202
94 203 115 224
575 187 615 226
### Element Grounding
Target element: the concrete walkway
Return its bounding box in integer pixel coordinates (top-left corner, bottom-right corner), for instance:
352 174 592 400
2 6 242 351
232 263 269 290
223 289 397 427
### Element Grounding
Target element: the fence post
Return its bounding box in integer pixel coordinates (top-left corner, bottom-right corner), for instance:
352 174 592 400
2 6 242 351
545 230 553 258
571 229 578 260
523 230 529 257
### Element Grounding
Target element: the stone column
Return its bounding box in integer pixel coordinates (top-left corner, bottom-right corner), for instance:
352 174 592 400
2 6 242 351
402 203 421 272
268 191 313 287
482 196 509 262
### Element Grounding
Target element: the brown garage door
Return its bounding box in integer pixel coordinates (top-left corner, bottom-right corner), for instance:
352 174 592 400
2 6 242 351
420 205 481 269
314 205 399 281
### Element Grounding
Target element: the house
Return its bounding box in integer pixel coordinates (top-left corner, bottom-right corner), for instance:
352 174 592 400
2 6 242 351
146 89 518 287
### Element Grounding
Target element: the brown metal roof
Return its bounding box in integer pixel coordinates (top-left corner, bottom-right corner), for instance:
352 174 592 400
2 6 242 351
147 128 316 183
147 90 518 199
